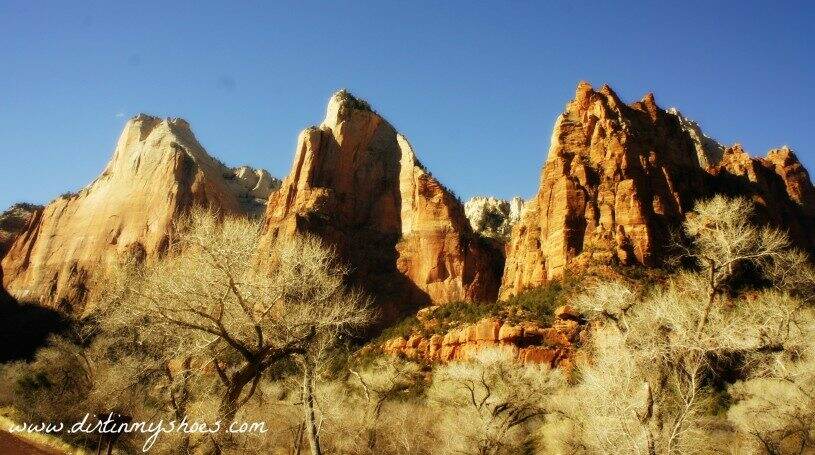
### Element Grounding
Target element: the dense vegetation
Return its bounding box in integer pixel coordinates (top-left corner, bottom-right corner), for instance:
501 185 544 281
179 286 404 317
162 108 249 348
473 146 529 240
2 196 815 454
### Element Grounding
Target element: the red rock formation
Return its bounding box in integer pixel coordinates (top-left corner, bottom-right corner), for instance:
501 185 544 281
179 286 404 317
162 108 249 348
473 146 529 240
501 82 815 299
381 305 583 368
258 91 503 319
711 144 815 250
1 115 266 312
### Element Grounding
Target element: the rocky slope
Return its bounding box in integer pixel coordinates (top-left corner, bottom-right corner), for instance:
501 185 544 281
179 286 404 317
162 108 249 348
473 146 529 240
1 115 275 311
258 90 504 319
464 196 524 240
501 82 815 298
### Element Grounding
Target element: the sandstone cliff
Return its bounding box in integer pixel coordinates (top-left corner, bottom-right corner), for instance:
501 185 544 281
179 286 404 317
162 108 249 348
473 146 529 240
0 203 42 305
501 82 815 299
2 115 274 311
258 90 504 319
464 196 524 240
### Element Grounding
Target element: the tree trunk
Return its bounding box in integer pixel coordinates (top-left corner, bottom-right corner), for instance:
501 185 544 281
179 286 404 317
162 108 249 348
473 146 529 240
302 361 322 455
697 260 718 332
218 368 255 425
293 421 305 455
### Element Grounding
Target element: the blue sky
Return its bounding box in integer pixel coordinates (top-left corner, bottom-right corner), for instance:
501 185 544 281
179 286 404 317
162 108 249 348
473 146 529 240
1 1 813 210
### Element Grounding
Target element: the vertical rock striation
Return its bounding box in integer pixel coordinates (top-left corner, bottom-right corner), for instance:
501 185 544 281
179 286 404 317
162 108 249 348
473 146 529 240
0 203 42 257
501 82 815 299
257 90 503 320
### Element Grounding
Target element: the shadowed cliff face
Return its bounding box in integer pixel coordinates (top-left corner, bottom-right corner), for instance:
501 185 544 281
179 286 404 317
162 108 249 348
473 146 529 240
0 263 67 362
258 91 504 322
501 82 815 299
0 116 272 313
0 300 68 362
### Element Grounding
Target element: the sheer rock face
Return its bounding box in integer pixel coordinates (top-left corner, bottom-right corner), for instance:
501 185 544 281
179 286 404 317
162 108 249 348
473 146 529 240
0 203 41 305
711 144 815 249
258 91 503 319
501 82 815 299
1 115 271 311
464 196 524 241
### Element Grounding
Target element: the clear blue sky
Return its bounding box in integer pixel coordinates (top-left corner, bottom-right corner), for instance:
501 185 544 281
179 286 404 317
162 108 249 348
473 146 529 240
2 1 813 210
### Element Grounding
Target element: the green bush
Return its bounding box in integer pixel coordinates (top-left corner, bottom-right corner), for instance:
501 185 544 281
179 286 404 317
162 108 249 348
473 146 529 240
376 314 421 341
431 300 503 327
501 277 579 325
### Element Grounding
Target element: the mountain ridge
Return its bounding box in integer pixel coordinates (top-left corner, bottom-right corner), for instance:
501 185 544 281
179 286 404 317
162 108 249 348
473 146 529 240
2 83 813 320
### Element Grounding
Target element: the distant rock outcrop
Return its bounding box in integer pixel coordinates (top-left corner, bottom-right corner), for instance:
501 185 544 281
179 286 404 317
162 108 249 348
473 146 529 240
464 196 524 240
232 166 282 202
0 203 41 256
258 90 504 320
1 115 276 311
666 108 725 168
501 82 815 299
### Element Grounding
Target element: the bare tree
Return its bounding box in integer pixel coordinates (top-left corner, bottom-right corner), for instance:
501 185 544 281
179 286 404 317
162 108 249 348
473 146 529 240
682 195 795 329
546 196 815 455
727 308 815 454
250 363 440 455
430 347 564 455
345 357 423 451
104 209 372 442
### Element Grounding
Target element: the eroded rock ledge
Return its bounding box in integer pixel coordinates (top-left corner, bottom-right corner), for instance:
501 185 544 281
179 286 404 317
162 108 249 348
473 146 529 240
382 305 584 368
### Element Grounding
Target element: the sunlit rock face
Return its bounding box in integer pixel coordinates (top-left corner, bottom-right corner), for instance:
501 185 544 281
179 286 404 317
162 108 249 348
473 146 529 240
501 82 815 299
464 196 524 240
1 115 274 312
257 90 504 320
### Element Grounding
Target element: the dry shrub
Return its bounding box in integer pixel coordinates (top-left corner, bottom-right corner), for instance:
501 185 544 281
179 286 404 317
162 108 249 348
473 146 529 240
429 347 564 455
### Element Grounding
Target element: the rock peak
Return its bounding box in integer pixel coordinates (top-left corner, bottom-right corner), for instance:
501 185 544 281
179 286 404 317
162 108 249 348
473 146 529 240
575 80 594 99
260 92 503 319
129 114 190 129
640 91 658 109
329 89 372 110
323 89 376 128
2 116 278 311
